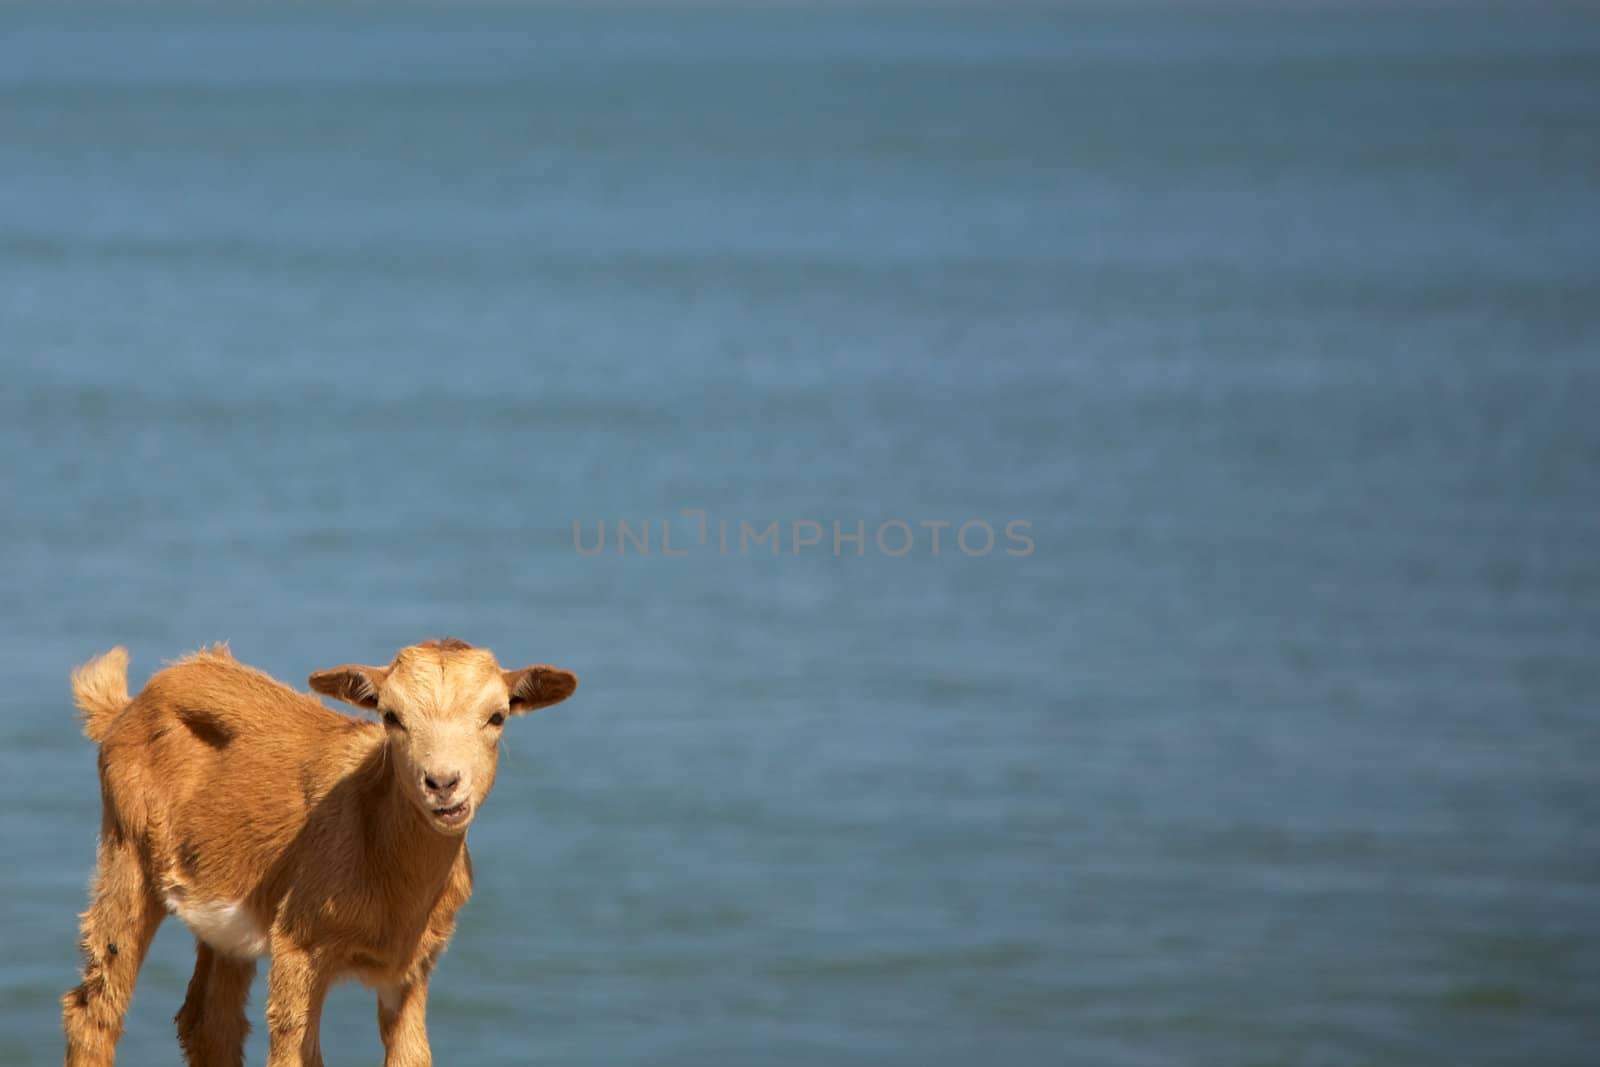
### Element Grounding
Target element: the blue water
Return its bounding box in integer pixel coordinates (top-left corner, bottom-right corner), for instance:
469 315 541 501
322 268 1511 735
2 4 1598 1065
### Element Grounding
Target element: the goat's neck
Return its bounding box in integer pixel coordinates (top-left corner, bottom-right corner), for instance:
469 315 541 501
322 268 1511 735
365 748 464 893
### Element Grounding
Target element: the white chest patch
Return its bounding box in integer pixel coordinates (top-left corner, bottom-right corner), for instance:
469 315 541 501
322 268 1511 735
163 894 270 959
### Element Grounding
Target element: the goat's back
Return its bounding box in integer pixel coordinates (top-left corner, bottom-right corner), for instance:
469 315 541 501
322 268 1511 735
96 648 382 902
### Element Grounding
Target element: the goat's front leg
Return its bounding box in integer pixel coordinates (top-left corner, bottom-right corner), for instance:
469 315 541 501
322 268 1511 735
263 937 330 1067
376 979 432 1067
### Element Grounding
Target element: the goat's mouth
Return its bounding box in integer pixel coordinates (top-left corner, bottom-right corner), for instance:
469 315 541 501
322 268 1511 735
430 800 472 827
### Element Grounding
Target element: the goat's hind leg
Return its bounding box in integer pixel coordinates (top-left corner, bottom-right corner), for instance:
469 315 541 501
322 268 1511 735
176 940 256 1067
62 833 164 1067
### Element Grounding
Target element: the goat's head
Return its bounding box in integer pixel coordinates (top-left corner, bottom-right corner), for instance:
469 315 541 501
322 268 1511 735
309 639 577 835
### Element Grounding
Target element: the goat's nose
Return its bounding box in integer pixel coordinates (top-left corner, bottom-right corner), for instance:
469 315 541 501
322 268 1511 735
424 770 461 794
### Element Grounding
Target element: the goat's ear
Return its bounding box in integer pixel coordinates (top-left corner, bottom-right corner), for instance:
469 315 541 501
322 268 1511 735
308 665 389 709
503 665 578 715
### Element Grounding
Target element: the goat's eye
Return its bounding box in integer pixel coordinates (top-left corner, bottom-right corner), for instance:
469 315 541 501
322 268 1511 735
487 711 506 727
382 711 403 729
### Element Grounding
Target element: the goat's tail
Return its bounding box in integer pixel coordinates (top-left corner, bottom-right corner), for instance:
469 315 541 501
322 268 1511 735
71 646 131 743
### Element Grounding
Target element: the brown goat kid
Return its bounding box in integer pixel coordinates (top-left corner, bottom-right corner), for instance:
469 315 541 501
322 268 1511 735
62 640 578 1067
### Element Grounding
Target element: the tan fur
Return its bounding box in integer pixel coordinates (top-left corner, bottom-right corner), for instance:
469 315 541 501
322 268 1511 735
61 640 578 1067
71 646 131 742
